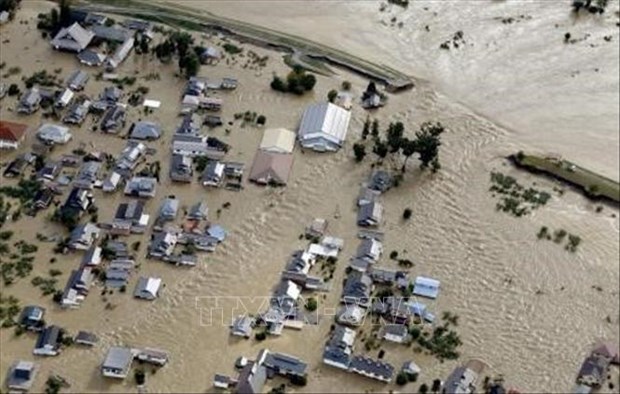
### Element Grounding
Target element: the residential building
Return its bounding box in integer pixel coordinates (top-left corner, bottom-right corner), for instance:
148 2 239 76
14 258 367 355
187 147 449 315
4 155 30 177
358 186 380 206
81 245 102 266
443 366 478 394
101 104 126 133
68 223 99 251
199 46 221 63
134 276 162 300
336 304 366 327
63 99 91 124
17 88 42 114
413 276 440 299
7 361 38 391
33 325 61 356
198 96 222 111
77 49 106 66
0 120 28 149
369 170 393 193
176 112 201 135
122 19 152 33
74 161 102 189
259 128 296 154
37 123 72 145
105 37 134 70
349 355 394 383
356 238 383 261
357 201 383 227
298 102 351 152
91 25 131 43
236 360 267 394
112 200 150 234
170 154 193 182
50 22 94 52
201 161 225 187
124 176 157 198
100 86 123 104
262 351 308 378
74 331 98 346
65 69 90 91
36 160 61 182
576 354 610 388
185 77 206 96
61 187 94 214
188 201 208 220
171 135 228 159
341 271 373 307
102 346 133 379
305 218 327 239
102 171 122 192
18 305 46 332
129 121 161 140
249 151 293 186
323 325 356 370
135 348 169 366
158 197 179 222
230 315 254 338
116 141 146 171
381 324 409 344
148 231 178 258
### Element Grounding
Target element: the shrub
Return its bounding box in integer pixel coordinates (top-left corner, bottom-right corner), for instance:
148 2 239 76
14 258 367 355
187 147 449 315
256 115 266 125
305 297 318 312
7 83 20 96
327 89 338 103
419 383 429 394
134 369 146 385
390 250 398 259
403 208 412 220
396 372 408 386
341 80 351 90
289 374 307 387
255 331 267 341
353 143 366 162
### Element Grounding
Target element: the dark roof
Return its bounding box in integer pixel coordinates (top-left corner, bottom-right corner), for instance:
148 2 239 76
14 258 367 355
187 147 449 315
115 200 145 221
349 355 394 381
91 25 131 42
236 361 266 394
262 352 307 377
35 325 61 349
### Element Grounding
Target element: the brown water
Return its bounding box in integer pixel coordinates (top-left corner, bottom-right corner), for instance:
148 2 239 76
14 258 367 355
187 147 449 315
0 1 618 393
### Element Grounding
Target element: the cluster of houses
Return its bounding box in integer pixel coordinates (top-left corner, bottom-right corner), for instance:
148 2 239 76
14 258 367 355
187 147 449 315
5 303 170 390
144 197 227 267
213 348 308 393
574 342 619 393
5 305 101 391
50 10 152 71
318 170 445 384
230 220 339 339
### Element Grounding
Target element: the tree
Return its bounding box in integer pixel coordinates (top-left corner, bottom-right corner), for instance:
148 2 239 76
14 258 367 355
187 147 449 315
432 379 442 392
403 208 412 220
414 121 445 170
327 89 338 103
139 36 149 54
396 372 408 386
401 138 417 171
7 83 20 96
270 76 286 92
289 375 307 387
58 0 71 28
300 73 316 91
134 369 146 386
386 121 405 153
419 383 429 394
256 115 266 125
373 140 388 159
353 143 366 162
371 119 380 138
362 117 370 140
341 80 351 90
182 53 200 78
305 297 318 311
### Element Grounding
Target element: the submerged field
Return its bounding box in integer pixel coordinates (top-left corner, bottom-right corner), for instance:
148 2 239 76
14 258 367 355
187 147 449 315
0 1 619 393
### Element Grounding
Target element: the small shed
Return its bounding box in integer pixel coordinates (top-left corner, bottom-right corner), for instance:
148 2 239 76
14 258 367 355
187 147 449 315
412 276 440 299
134 277 162 300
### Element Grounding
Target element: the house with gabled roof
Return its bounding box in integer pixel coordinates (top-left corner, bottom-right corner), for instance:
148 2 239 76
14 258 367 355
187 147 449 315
50 22 94 52
170 154 193 183
124 176 157 198
0 120 28 149
17 88 42 114
298 102 351 152
111 200 150 234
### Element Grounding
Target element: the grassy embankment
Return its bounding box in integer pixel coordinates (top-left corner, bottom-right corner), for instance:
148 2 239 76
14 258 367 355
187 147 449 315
80 0 413 89
511 152 620 204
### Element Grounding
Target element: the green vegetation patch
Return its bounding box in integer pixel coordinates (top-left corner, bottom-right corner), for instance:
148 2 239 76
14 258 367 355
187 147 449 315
489 172 551 217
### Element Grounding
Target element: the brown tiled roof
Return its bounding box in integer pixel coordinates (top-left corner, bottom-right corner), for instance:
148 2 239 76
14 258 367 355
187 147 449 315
0 120 28 142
